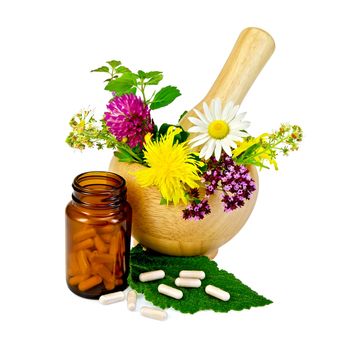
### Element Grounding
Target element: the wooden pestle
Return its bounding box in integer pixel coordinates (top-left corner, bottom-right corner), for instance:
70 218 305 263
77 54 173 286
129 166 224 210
179 27 275 131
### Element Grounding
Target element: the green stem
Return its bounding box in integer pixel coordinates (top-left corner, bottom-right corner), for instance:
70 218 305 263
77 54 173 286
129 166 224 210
146 90 156 104
237 134 291 165
139 79 147 102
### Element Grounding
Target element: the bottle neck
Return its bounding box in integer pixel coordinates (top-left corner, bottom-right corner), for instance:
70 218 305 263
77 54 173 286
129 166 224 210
72 171 126 209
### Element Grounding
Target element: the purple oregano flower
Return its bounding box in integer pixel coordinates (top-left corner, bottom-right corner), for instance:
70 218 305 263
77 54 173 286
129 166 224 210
183 153 256 220
104 93 154 148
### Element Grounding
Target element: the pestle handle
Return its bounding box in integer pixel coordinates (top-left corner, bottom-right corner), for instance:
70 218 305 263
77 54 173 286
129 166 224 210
180 27 275 130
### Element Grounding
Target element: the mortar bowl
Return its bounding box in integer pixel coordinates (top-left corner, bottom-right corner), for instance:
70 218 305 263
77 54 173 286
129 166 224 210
109 157 259 257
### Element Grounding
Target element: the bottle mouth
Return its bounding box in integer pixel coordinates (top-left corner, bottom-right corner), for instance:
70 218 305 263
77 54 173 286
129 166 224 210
72 171 126 208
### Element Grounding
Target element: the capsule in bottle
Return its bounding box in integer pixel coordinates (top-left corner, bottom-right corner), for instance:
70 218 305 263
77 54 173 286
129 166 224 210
72 228 96 243
78 275 102 292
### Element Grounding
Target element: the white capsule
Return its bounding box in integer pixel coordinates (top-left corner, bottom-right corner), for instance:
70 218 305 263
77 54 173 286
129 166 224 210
140 306 167 321
99 291 125 305
158 284 183 299
179 270 206 280
139 270 165 282
127 290 137 311
175 277 201 288
205 285 230 301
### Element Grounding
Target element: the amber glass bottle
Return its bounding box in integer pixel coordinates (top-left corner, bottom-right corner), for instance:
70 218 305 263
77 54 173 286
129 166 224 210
65 171 132 299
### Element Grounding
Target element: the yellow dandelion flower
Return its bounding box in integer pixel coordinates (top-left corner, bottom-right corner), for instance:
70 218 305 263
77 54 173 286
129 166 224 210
135 127 201 205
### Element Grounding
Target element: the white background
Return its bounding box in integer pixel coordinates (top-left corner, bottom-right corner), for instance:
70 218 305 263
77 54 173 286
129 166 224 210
1 0 349 349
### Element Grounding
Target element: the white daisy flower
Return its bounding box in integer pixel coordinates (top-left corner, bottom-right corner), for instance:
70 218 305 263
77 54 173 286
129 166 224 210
188 98 250 161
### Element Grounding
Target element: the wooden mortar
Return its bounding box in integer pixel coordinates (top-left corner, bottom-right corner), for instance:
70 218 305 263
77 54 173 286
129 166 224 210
109 27 275 257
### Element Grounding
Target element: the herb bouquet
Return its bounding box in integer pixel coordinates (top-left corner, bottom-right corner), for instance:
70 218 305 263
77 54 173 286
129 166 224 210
66 28 302 258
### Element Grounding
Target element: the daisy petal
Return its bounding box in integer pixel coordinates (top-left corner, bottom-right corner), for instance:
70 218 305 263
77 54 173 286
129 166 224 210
228 139 238 149
235 112 247 121
211 98 222 120
190 135 210 148
199 141 210 158
194 108 209 124
203 102 213 122
233 104 240 114
188 126 207 133
188 117 208 127
239 120 251 129
221 139 233 155
231 135 243 142
226 105 241 123
204 139 216 160
189 132 210 144
214 141 222 160
235 130 249 137
222 101 235 121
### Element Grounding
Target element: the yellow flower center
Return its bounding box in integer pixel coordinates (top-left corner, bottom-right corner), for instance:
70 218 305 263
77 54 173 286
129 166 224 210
208 120 229 139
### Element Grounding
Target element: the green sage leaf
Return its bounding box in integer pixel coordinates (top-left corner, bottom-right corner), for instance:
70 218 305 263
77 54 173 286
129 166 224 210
128 245 272 314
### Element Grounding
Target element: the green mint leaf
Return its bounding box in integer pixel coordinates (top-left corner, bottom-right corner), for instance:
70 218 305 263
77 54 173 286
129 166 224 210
106 60 121 69
115 66 132 73
145 71 163 85
128 245 272 314
145 71 162 78
91 66 109 73
105 73 136 95
150 86 181 110
137 70 146 79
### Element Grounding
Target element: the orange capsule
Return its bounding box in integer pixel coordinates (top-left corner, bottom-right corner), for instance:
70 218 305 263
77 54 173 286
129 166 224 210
94 235 109 254
91 253 115 264
100 233 112 243
97 224 117 235
78 275 102 292
85 249 93 261
76 250 91 275
73 238 94 251
94 263 114 283
105 262 114 272
87 250 97 263
72 228 96 243
103 279 115 291
68 274 90 286
109 236 118 256
67 252 81 276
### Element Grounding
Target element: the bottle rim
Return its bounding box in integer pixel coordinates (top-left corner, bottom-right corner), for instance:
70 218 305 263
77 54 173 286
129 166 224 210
72 171 126 196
